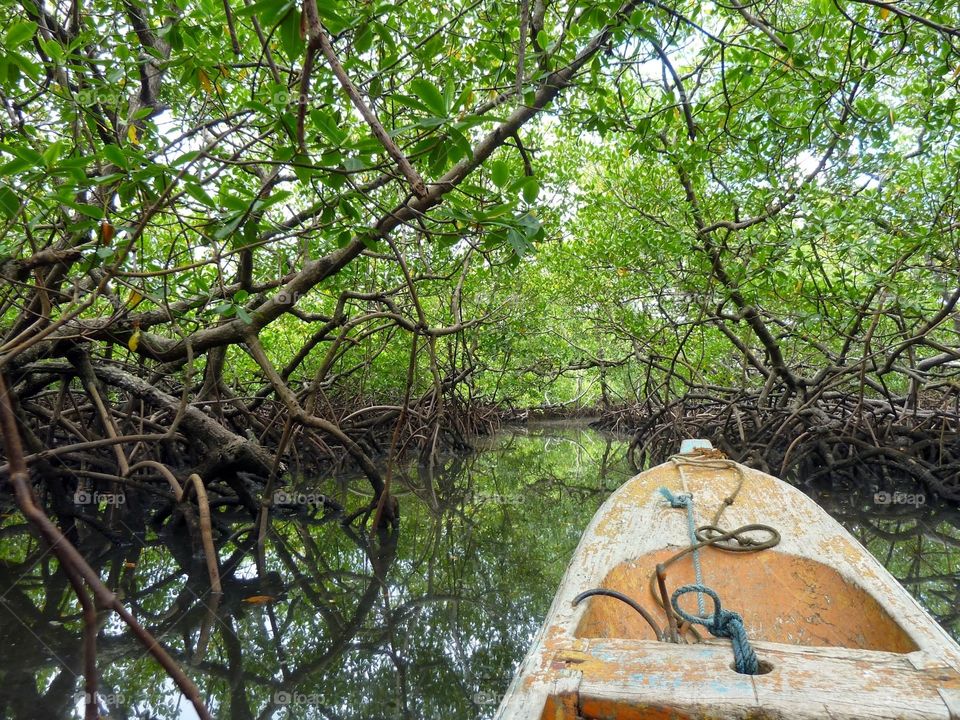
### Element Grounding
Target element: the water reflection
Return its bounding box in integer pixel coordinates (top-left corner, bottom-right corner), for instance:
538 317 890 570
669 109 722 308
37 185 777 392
792 454 960 644
0 426 957 719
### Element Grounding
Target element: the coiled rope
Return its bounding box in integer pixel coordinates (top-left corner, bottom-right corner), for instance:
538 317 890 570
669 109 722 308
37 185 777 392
651 453 780 643
571 451 781 659
671 584 759 675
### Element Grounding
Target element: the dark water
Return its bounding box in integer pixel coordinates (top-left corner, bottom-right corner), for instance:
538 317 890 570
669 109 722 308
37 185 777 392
0 426 957 719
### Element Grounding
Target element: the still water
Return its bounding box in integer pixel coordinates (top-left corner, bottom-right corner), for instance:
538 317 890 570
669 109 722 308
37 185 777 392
0 426 957 719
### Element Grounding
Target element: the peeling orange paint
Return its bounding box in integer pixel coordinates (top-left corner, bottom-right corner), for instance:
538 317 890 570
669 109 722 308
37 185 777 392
574 548 916 652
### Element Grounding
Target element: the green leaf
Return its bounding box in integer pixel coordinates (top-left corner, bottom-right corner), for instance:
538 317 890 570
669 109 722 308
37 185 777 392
220 193 250 213
184 182 216 208
410 78 447 117
279 10 306 64
389 94 430 114
5 21 38 48
416 116 447 128
255 189 293 210
812 0 832 15
292 152 313 184
428 142 447 175
171 150 201 167
238 218 258 248
446 127 473 163
490 160 509 188
315 0 344 31
343 156 368 172
319 149 342 166
38 37 64 62
359 229 379 249
42 141 66 169
507 227 527 257
339 197 361 221
518 211 540 238
311 110 347 145
324 172 346 189
131 106 155 121
354 23 373 54
443 78 457 114
521 176 539 204
68 202 105 220
213 213 244 239
0 158 33 175
8 51 40 81
7 145 43 167
103 144 128 169
236 0 293 24
0 185 20 219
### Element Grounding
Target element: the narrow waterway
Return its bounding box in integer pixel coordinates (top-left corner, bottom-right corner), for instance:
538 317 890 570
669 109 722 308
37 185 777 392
0 426 957 719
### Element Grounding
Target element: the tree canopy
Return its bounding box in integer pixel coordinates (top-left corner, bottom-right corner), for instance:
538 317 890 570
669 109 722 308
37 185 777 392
2 0 959 429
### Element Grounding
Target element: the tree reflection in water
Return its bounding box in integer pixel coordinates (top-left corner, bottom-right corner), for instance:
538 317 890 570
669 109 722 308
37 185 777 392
0 426 956 719
793 450 960 644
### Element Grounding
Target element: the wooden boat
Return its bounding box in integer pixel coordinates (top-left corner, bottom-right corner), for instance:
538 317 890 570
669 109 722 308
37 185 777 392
495 441 960 719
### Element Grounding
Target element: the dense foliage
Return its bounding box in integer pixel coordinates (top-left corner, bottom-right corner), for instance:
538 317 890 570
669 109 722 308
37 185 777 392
2 0 958 417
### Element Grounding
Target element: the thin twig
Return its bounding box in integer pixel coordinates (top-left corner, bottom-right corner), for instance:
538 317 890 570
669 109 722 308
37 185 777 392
301 0 428 198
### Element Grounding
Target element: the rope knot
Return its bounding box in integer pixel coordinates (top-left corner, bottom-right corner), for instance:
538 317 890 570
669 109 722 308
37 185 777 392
671 584 760 675
658 486 691 508
709 607 742 637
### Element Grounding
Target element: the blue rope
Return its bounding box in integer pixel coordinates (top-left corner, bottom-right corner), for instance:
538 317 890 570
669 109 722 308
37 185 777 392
671 584 760 675
658 487 705 616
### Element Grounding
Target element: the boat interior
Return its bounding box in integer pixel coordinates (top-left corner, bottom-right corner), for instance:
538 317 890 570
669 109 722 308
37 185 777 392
529 548 926 718
574 546 918 652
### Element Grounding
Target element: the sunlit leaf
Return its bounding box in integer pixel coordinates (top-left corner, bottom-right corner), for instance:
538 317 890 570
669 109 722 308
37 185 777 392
0 185 19 219
410 78 447 117
490 160 509 188
5 21 38 48
100 221 115 245
198 68 213 94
